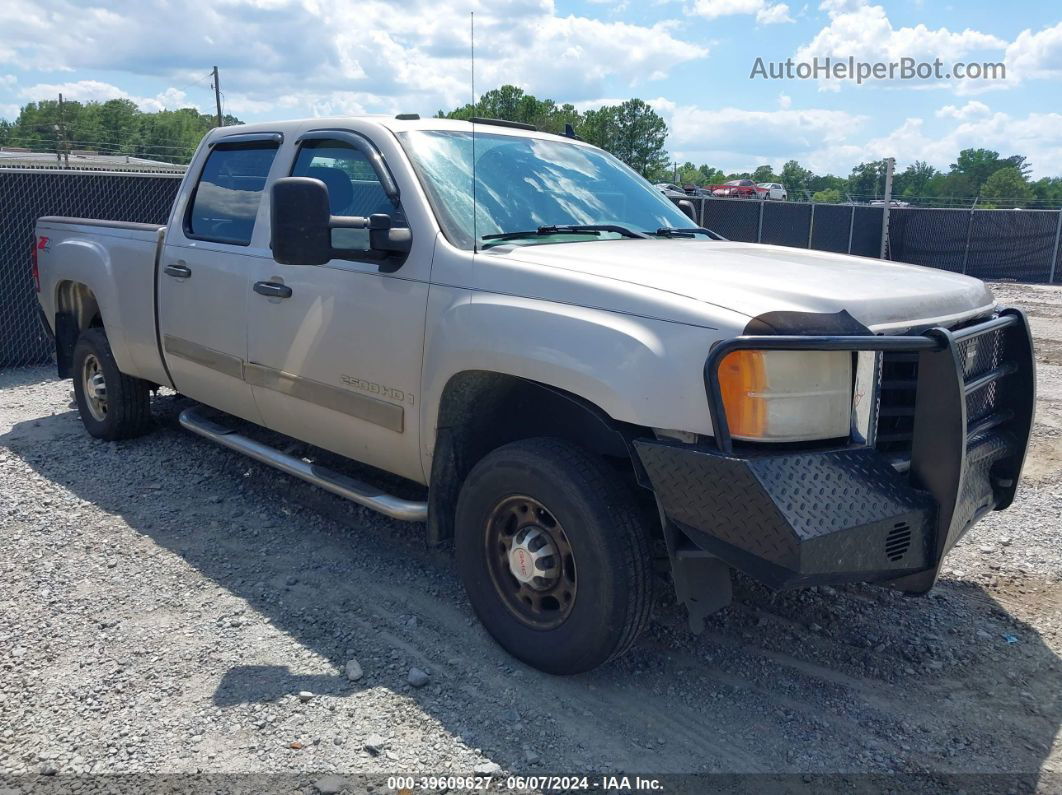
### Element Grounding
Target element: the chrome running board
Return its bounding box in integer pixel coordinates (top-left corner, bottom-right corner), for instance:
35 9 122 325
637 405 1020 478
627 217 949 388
178 405 428 522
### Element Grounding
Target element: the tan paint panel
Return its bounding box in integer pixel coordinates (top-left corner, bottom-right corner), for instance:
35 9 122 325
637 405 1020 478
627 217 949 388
244 362 404 433
163 335 404 433
163 334 244 380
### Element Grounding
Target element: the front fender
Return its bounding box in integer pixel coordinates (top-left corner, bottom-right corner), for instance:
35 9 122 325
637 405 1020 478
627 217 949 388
420 288 729 460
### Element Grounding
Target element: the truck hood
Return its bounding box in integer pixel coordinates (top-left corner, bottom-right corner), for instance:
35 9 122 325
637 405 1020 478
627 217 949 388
493 239 995 331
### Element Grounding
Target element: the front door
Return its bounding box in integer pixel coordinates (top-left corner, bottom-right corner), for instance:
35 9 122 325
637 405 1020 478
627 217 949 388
245 134 430 483
158 137 280 423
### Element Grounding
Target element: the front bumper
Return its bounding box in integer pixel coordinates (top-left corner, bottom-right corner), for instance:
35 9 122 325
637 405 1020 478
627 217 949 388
635 309 1035 593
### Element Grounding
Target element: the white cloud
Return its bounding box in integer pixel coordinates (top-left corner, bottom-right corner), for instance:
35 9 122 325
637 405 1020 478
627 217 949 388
689 0 793 24
796 0 1006 90
689 0 762 18
0 73 15 88
0 103 18 120
935 100 990 121
0 0 707 118
756 3 793 25
651 92 1059 179
1004 21 1062 83
20 79 200 112
778 105 1061 177
857 110 1062 178
649 96 866 169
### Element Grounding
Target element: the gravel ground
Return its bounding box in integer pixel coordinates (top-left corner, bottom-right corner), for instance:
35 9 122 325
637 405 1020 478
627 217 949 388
1 282 1060 790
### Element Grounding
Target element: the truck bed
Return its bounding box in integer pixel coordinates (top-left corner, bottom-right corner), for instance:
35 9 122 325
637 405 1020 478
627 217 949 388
35 216 170 388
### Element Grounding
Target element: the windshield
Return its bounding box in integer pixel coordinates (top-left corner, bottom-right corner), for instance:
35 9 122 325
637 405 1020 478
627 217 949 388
398 130 699 250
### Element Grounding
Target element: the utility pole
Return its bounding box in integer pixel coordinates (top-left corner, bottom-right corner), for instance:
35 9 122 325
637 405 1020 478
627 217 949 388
879 156 895 259
212 66 223 127
56 93 68 166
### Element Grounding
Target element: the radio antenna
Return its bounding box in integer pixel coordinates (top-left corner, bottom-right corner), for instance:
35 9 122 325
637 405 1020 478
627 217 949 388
471 10 478 253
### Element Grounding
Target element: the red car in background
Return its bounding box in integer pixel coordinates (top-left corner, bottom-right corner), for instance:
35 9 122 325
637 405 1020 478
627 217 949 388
707 179 768 199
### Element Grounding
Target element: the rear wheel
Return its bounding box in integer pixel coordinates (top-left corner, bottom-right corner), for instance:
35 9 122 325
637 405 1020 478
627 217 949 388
455 438 652 674
72 328 152 440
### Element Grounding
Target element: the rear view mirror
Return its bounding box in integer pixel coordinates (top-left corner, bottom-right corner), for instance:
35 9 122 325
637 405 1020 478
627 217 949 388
271 177 332 266
368 214 412 256
271 178 411 267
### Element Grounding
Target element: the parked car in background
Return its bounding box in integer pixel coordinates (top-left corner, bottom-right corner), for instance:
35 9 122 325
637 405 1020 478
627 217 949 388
869 199 911 208
654 183 687 198
758 182 787 201
708 179 768 199
682 184 711 197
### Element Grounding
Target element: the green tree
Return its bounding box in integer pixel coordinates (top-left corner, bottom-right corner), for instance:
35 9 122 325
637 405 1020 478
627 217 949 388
751 165 776 182
949 148 1030 195
923 172 977 206
1032 177 1062 207
780 160 813 194
894 160 937 201
440 87 669 179
980 166 1035 208
847 160 887 199
438 84 580 136
608 98 669 178
698 164 726 185
2 98 242 164
676 161 700 185
808 174 846 197
812 188 843 203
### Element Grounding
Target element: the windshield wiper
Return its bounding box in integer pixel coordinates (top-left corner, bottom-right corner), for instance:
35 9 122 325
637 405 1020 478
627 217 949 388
652 227 720 239
481 224 650 244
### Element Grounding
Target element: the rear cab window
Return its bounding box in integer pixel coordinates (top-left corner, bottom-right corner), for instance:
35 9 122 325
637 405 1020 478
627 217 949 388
186 141 279 245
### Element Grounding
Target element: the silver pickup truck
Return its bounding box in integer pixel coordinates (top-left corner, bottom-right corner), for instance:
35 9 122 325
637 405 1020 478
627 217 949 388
33 115 1035 674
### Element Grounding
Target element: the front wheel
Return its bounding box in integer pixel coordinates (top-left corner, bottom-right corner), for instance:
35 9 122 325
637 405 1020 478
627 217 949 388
72 328 152 441
455 438 652 674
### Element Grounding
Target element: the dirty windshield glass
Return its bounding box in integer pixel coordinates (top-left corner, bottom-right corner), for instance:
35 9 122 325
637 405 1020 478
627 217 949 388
398 130 696 250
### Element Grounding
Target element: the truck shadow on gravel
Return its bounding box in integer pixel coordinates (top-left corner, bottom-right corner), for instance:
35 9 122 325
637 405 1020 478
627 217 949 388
4 397 1060 783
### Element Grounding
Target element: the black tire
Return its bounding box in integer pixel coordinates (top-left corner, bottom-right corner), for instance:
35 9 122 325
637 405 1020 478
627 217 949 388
455 437 652 674
71 327 152 441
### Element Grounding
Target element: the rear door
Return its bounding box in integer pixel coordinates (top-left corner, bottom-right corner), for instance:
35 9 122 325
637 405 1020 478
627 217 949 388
158 134 281 423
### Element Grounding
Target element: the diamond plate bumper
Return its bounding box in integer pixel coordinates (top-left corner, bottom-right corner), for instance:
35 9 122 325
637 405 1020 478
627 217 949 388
635 308 1035 593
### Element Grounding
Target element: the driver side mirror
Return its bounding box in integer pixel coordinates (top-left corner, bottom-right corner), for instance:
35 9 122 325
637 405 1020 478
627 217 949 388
677 199 697 223
270 177 410 267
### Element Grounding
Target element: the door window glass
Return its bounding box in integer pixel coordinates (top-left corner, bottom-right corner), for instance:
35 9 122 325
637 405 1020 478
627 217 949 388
291 140 407 253
188 142 278 245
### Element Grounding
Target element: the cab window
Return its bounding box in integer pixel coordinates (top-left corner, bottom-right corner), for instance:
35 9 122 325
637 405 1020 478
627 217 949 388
187 142 278 245
291 139 407 254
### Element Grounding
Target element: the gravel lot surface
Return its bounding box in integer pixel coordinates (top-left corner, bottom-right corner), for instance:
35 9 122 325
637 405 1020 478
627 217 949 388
1 282 1060 790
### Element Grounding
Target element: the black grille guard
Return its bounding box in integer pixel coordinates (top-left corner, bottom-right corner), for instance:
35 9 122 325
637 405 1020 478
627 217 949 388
701 308 1036 591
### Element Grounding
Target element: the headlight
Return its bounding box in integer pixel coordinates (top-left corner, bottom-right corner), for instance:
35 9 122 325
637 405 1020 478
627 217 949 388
718 350 853 442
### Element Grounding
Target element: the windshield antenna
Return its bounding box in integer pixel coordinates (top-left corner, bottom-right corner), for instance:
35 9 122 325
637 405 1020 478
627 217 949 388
470 11 478 254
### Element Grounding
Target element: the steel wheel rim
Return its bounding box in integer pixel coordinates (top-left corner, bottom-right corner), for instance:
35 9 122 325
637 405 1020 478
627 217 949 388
485 494 577 630
81 353 108 422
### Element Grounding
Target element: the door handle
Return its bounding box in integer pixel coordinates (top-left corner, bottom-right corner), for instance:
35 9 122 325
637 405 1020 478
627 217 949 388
164 262 192 279
253 281 293 299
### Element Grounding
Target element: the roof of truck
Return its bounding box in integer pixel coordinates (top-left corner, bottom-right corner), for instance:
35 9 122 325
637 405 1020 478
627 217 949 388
206 115 594 146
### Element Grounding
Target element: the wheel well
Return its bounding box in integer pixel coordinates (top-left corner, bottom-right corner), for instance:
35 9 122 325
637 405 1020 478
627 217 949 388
54 281 102 377
426 371 653 547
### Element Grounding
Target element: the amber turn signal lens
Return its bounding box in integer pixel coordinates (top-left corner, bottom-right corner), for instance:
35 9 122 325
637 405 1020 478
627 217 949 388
718 349 768 439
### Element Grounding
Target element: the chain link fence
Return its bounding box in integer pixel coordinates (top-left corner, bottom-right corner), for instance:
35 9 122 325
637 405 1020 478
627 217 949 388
889 206 1061 283
3 176 1061 369
684 196 1062 280
0 168 183 368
